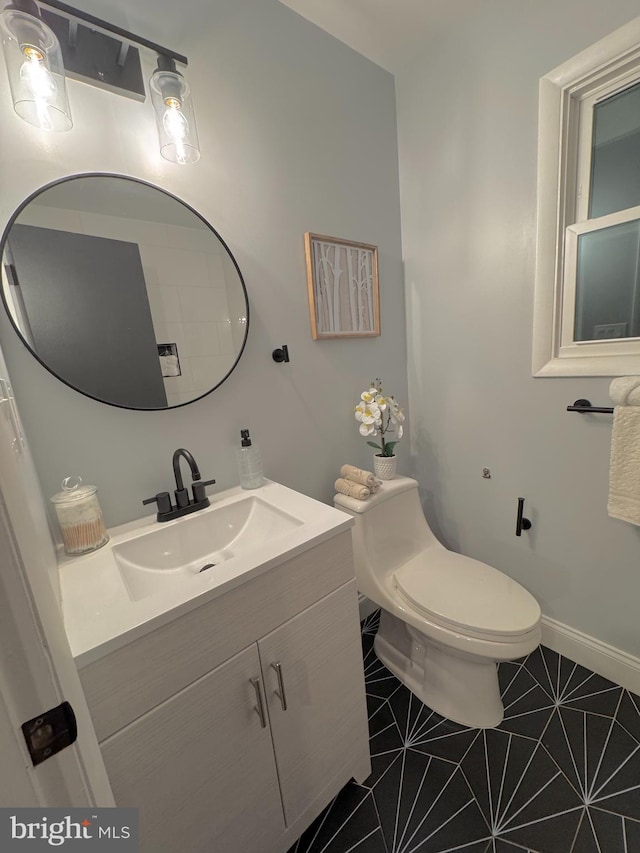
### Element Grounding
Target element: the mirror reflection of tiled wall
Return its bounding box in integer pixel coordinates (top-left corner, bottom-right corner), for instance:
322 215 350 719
18 203 241 405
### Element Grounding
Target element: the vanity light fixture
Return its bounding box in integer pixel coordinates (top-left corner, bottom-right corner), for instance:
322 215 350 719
0 0 72 131
0 0 200 164
150 55 200 165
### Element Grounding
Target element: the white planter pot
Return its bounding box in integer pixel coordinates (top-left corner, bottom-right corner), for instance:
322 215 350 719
373 454 397 481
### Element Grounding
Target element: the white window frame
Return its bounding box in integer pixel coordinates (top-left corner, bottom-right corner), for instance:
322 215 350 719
532 16 640 376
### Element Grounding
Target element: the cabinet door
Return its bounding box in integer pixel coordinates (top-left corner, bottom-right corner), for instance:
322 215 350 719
259 580 369 826
101 644 284 853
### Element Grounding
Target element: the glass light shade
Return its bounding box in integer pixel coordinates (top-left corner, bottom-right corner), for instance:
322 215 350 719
0 8 72 131
150 68 200 165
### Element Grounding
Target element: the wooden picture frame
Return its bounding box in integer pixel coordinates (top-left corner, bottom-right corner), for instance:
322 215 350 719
304 232 380 339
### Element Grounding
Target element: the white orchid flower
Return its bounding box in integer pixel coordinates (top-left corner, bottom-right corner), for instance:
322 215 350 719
374 394 388 410
388 397 405 423
355 401 381 425
355 380 403 454
363 405 381 425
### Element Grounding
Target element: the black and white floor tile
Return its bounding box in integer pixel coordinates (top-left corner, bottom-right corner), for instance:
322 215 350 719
288 611 640 853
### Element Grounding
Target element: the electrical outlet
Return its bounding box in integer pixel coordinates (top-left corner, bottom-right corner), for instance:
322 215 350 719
593 323 627 339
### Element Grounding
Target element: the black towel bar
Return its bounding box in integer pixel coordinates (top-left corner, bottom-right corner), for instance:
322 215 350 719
567 398 614 414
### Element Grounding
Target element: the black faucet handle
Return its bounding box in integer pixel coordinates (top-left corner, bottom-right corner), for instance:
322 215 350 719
174 487 190 509
192 478 216 504
143 491 172 514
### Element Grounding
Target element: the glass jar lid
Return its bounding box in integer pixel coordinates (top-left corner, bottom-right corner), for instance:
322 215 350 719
50 476 98 505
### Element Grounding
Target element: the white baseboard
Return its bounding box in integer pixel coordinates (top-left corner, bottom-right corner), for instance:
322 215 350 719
541 615 640 695
358 594 640 694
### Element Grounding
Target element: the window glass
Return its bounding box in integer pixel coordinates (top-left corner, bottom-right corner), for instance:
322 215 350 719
589 81 640 218
574 219 640 341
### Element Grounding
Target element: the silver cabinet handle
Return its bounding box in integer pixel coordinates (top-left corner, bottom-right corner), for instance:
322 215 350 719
250 676 267 728
271 662 288 711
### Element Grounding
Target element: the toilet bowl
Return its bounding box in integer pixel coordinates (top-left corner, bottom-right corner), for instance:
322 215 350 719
334 476 541 728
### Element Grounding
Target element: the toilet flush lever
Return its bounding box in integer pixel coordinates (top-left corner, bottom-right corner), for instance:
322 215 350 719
516 497 532 537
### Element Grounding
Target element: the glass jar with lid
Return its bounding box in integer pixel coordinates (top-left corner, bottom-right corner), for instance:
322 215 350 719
51 476 109 555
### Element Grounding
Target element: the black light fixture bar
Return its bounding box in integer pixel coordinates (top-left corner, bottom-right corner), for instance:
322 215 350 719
35 0 188 66
39 7 146 101
2 0 199 157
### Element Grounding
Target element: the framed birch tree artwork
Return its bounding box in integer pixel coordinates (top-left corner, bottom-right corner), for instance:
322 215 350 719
304 233 380 339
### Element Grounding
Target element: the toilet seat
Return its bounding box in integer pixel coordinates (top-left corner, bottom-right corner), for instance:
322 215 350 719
393 551 540 642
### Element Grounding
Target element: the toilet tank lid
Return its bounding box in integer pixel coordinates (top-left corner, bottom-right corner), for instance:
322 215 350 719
334 475 419 513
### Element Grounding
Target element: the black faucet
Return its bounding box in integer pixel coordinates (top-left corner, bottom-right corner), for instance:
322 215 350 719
143 448 216 522
173 448 201 508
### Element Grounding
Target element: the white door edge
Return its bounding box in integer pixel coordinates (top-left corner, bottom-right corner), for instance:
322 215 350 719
0 426 113 807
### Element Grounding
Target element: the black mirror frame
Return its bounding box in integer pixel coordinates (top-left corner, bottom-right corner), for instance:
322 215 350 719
0 172 250 411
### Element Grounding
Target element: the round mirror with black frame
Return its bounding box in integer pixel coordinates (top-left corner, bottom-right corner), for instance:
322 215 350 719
0 174 249 410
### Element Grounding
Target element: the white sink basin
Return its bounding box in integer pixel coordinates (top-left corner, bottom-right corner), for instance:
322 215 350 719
112 495 303 601
60 480 354 666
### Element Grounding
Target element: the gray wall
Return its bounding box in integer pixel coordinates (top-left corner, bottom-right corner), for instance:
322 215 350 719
0 0 406 527
396 1 640 657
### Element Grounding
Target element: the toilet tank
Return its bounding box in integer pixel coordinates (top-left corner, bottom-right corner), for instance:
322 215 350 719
334 477 441 589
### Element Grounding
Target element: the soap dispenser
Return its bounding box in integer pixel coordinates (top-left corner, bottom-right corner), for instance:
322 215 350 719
236 429 264 489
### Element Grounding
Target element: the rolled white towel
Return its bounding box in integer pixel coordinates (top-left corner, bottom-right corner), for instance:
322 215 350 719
334 478 370 501
609 376 640 407
340 464 376 488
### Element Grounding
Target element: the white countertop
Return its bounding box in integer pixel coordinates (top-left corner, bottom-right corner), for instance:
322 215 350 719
60 480 353 668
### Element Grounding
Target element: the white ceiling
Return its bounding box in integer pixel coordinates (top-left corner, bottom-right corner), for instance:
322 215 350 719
277 0 473 74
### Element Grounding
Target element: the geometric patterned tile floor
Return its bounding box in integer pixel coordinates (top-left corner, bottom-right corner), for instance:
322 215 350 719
288 610 640 853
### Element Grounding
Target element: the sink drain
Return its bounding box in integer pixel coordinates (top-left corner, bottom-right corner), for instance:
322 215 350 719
199 562 216 573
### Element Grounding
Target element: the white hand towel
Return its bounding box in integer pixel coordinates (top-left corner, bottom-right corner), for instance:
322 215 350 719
340 464 376 488
334 478 370 501
608 377 640 526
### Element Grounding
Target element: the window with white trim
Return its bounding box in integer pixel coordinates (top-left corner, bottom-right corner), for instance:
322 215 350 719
533 17 640 376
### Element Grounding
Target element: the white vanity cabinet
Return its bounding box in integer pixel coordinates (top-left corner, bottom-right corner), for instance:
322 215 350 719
77 531 371 853
100 644 285 853
257 582 369 828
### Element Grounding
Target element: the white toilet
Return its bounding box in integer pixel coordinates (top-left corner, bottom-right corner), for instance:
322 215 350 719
334 476 541 728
